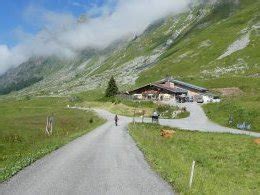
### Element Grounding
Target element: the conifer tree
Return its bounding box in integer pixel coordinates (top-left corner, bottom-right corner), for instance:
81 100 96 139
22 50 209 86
105 76 118 97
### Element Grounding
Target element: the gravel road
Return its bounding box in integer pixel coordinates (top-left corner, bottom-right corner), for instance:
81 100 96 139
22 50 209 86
0 108 173 195
135 102 260 137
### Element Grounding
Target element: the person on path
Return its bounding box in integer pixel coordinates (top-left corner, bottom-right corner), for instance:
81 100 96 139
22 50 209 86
153 111 158 117
114 115 119 126
152 111 159 123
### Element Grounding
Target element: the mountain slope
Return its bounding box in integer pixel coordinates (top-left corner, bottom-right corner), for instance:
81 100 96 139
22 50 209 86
137 0 260 87
134 0 260 131
0 0 259 97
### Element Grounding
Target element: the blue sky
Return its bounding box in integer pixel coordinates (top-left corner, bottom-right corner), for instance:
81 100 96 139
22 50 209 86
0 0 113 46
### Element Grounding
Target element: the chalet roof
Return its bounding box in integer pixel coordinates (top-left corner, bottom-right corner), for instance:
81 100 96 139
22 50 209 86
153 83 187 93
128 83 187 94
127 77 207 95
160 78 208 92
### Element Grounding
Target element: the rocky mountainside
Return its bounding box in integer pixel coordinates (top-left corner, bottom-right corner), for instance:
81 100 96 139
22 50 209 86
0 0 259 96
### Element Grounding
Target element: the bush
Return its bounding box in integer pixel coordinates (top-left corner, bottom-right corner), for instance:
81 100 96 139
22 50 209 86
156 105 178 119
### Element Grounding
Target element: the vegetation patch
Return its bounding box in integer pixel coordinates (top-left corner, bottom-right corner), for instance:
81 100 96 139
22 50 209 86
203 97 259 132
157 104 190 119
0 97 105 182
129 123 260 194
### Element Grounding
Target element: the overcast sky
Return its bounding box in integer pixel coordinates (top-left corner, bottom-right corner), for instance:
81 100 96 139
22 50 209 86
0 0 192 75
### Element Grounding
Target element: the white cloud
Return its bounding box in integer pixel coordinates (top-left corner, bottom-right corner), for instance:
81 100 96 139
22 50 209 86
0 45 28 75
0 0 191 75
0 45 13 75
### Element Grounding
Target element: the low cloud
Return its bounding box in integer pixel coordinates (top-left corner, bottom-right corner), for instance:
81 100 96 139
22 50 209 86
0 0 191 75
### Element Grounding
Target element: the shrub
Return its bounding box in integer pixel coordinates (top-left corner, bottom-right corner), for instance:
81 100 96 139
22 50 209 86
156 105 178 119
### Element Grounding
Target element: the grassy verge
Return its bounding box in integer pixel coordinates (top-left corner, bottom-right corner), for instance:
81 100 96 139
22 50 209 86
129 123 260 194
0 97 105 182
175 111 190 119
203 96 260 132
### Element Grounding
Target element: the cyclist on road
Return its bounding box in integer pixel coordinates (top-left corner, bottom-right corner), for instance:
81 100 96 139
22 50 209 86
114 115 119 126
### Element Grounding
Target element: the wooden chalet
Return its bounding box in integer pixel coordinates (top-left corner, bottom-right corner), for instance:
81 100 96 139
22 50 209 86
127 77 209 101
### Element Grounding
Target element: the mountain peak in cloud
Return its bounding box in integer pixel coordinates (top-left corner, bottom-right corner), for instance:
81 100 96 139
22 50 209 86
0 0 191 75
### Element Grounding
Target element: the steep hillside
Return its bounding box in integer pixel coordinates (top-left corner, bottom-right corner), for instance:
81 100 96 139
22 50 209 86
137 0 260 87
134 0 260 130
0 0 259 97
0 57 68 94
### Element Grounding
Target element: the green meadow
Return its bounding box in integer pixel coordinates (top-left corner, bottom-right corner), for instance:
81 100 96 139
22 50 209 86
129 123 260 194
0 97 105 182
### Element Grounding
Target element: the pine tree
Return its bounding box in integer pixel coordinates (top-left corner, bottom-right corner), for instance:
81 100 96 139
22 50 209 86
105 76 119 97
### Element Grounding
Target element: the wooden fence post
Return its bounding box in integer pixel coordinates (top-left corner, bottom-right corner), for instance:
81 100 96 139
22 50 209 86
133 109 136 124
189 160 196 188
142 110 145 123
45 115 54 136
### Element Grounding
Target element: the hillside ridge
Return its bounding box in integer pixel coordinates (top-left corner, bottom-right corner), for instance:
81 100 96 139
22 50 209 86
0 0 259 96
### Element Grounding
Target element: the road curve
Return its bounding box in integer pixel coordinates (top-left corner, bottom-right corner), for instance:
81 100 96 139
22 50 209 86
0 108 173 195
131 102 260 138
159 103 260 137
